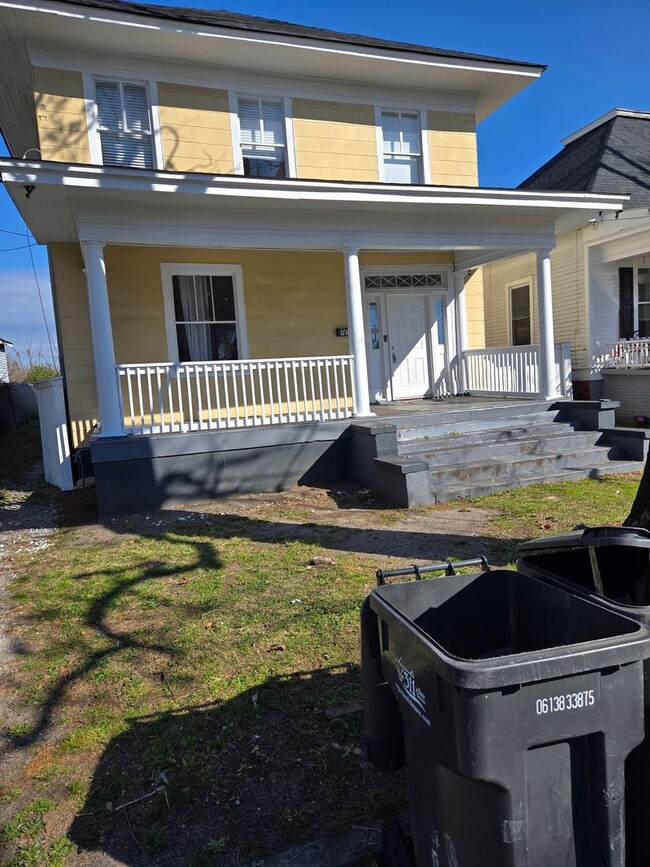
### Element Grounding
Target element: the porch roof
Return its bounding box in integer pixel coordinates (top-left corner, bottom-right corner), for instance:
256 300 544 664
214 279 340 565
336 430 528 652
0 158 628 257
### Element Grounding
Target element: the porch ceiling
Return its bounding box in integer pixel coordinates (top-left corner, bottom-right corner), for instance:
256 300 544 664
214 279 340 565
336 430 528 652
0 159 627 255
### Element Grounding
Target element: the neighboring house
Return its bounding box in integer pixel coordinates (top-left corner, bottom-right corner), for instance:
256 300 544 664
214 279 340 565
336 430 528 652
0 0 625 514
0 338 12 382
483 109 650 415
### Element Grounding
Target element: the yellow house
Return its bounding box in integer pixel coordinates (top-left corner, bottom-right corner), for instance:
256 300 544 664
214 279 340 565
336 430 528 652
0 0 628 513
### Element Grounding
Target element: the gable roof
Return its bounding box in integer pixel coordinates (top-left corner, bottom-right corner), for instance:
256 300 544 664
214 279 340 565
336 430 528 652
51 0 545 69
519 110 650 208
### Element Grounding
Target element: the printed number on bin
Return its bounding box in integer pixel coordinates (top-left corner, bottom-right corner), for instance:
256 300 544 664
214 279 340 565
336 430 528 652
536 690 595 715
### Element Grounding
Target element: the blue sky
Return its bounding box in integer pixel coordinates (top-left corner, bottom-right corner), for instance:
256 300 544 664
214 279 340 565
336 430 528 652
1 0 649 357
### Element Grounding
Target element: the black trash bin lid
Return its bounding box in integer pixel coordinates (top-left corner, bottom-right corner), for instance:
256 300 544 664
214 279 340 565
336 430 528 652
518 526 650 556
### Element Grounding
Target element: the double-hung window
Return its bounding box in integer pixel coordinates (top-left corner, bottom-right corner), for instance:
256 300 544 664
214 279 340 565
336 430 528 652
380 111 422 184
509 283 532 346
637 268 650 338
619 265 650 338
237 97 286 178
162 266 246 363
94 79 154 169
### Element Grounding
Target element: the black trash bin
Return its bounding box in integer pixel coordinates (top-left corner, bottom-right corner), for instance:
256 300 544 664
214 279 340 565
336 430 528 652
362 562 650 867
517 526 650 866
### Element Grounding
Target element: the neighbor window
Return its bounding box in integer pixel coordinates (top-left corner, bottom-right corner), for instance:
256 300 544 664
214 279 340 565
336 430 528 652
172 273 239 362
509 283 531 346
638 268 650 338
94 78 154 169
237 97 286 178
380 111 422 183
619 265 650 338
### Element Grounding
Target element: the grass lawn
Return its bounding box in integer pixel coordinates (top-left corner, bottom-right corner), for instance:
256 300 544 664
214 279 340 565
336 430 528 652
0 423 643 866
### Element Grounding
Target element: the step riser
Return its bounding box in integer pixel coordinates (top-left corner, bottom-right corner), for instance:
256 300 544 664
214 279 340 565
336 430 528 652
397 411 563 442
433 463 644 502
428 450 616 485
419 434 607 466
402 425 589 456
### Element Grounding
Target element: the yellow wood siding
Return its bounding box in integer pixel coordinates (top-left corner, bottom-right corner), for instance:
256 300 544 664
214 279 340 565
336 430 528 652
33 68 91 164
292 99 379 182
482 229 586 362
427 112 478 186
157 82 234 174
465 269 486 348
49 243 96 446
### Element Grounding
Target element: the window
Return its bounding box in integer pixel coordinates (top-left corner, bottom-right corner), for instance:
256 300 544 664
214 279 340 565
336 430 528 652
237 97 286 178
509 283 531 346
380 111 422 183
620 265 650 338
94 79 154 169
161 266 247 363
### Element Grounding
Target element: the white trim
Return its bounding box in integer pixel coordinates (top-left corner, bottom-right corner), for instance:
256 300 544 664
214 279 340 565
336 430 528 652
283 96 297 179
160 263 248 362
561 109 650 147
84 73 161 170
228 90 244 175
506 275 534 346
30 53 478 117
82 70 102 165
10 1 544 78
148 79 165 171
420 108 432 185
1 158 628 208
374 105 385 183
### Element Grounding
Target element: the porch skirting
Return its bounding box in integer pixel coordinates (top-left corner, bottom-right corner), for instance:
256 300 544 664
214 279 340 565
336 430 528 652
90 421 351 516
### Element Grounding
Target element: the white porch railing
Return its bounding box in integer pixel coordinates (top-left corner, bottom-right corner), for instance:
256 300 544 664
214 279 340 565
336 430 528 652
463 342 573 398
116 356 355 435
597 338 650 369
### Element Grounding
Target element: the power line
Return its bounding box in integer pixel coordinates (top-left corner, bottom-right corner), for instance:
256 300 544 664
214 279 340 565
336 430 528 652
23 224 57 364
0 243 34 252
0 226 32 237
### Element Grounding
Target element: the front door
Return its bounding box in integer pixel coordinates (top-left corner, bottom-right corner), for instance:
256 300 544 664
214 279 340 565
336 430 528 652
386 294 431 399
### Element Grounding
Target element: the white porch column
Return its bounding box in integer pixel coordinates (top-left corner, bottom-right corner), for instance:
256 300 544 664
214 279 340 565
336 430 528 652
81 241 124 437
536 246 557 400
343 246 371 417
453 270 469 394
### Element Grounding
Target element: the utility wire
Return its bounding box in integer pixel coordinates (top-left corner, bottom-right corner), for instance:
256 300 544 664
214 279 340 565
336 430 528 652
0 226 32 236
23 224 57 365
0 243 35 252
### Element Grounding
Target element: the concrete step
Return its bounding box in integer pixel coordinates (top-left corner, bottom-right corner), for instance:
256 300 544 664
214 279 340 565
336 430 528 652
397 409 564 443
399 422 590 457
427 448 636 486
410 431 614 467
434 461 644 503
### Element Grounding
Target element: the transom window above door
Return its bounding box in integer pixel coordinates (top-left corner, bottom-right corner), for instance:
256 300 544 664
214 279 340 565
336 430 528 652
94 78 154 169
380 111 422 184
237 97 287 178
161 265 248 363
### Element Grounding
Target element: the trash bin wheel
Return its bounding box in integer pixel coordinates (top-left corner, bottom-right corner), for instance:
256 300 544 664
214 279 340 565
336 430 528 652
381 818 414 867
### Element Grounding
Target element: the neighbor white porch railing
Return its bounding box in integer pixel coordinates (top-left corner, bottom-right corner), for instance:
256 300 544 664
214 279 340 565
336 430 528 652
463 342 572 398
116 356 355 434
596 338 650 370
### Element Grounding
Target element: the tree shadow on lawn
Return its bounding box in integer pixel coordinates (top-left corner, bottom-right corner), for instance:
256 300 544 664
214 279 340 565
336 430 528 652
68 664 402 867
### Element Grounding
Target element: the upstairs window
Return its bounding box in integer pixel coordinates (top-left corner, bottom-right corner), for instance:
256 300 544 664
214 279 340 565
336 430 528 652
94 79 154 169
237 97 286 178
509 283 532 346
380 111 422 184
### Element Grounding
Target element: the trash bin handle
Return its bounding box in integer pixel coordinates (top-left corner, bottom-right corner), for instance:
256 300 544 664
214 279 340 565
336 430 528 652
376 557 490 586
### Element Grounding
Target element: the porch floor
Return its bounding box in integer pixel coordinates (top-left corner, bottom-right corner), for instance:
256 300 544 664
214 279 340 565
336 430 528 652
371 395 544 419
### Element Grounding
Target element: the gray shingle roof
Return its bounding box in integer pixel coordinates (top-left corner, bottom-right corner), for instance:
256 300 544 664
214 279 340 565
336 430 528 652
519 113 650 208
53 0 545 69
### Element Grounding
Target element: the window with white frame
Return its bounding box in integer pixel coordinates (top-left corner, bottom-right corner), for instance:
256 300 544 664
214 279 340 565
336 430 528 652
637 267 650 338
619 264 650 338
167 270 243 362
237 96 287 178
94 78 154 169
509 282 532 346
380 111 422 183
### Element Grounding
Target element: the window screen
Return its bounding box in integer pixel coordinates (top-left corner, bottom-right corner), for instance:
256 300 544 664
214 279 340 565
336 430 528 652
95 79 154 169
238 97 286 178
381 111 421 184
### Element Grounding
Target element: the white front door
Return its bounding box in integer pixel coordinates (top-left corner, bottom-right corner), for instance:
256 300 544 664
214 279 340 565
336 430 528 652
387 294 431 399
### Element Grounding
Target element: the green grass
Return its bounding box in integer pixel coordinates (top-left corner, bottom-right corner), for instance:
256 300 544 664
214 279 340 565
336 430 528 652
0 426 643 865
0 421 42 503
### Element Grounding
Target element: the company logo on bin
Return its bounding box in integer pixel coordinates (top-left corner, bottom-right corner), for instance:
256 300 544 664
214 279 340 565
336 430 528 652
395 658 430 726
